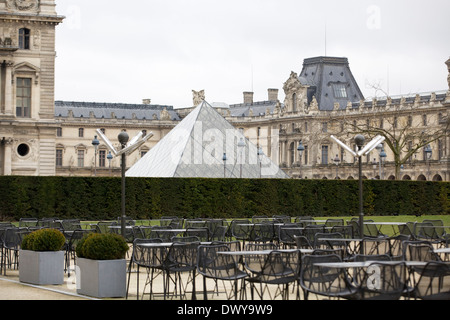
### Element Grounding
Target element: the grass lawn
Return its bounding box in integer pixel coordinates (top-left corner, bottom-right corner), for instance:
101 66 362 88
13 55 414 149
315 215 450 237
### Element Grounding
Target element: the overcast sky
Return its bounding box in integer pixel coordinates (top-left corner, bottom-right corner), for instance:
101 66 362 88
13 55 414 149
54 0 450 109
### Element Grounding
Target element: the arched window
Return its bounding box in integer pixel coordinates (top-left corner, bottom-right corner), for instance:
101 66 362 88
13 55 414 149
19 28 30 50
292 93 297 112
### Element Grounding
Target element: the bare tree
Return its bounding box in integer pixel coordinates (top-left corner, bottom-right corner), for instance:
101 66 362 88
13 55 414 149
339 94 449 179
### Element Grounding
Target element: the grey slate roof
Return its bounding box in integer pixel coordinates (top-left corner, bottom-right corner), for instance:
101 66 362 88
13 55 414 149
299 56 365 111
55 101 181 121
228 100 284 117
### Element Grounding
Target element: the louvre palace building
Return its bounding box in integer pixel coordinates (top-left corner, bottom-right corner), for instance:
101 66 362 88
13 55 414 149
0 1 449 180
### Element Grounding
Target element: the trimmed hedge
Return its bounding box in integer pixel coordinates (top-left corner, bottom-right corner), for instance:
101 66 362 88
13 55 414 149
21 228 66 252
0 176 448 221
76 233 129 260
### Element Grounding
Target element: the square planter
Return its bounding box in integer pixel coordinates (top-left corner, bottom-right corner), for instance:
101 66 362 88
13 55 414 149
76 257 126 298
19 250 65 285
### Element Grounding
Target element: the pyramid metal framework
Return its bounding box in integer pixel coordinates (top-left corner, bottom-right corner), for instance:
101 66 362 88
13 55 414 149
126 101 289 179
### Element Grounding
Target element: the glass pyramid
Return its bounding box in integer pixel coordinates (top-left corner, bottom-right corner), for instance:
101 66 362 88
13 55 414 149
126 101 289 179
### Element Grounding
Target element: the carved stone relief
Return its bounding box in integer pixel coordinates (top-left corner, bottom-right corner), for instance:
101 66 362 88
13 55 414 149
160 108 171 121
6 0 40 12
192 90 205 106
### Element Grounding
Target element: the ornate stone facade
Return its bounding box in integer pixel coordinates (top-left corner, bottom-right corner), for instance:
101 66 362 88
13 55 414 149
0 2 448 181
0 0 63 176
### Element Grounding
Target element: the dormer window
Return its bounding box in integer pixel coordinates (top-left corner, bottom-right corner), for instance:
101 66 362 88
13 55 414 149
333 83 348 98
19 28 30 50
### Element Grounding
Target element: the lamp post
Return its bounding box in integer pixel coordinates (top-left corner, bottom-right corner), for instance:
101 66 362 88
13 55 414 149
376 143 387 179
376 144 382 179
330 134 385 254
355 134 365 252
107 151 113 176
238 137 246 178
91 135 100 176
222 153 227 178
118 131 129 238
379 147 387 179
333 154 340 179
257 146 263 178
424 144 432 180
95 128 154 239
297 141 305 179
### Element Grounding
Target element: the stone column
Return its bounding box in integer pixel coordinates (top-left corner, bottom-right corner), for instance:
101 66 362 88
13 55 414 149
4 61 14 116
39 0 57 15
2 137 13 175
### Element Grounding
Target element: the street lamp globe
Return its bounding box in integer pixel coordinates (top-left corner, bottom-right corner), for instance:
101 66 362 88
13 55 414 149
355 135 365 148
118 131 129 147
376 143 383 153
91 135 100 148
297 141 305 156
238 137 246 149
380 148 387 163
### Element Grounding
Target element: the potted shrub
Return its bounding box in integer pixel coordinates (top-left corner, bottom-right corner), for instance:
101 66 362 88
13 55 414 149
75 233 129 298
19 228 66 285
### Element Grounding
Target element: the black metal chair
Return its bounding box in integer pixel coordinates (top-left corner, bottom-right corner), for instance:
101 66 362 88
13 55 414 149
230 219 254 246
94 221 117 233
18 218 38 228
209 225 228 242
299 254 359 300
354 261 407 300
413 222 446 245
1 227 21 274
313 232 347 260
244 249 301 300
331 225 353 238
278 224 303 248
388 235 411 260
361 237 391 256
273 215 291 224
325 218 344 229
207 219 227 241
197 244 248 300
303 225 326 247
253 223 275 243
363 221 387 238
294 235 313 250
149 226 182 242
163 241 200 300
126 238 164 300
402 240 441 262
184 228 209 242
413 261 450 300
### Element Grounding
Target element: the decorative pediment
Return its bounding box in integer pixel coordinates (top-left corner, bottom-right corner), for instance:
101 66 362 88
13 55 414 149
74 144 88 153
13 61 40 84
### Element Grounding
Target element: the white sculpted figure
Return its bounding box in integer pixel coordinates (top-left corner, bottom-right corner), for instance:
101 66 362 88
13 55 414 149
192 90 205 106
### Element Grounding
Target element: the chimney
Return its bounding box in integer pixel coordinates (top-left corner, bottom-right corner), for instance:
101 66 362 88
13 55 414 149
268 88 279 101
243 92 254 105
142 99 151 105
